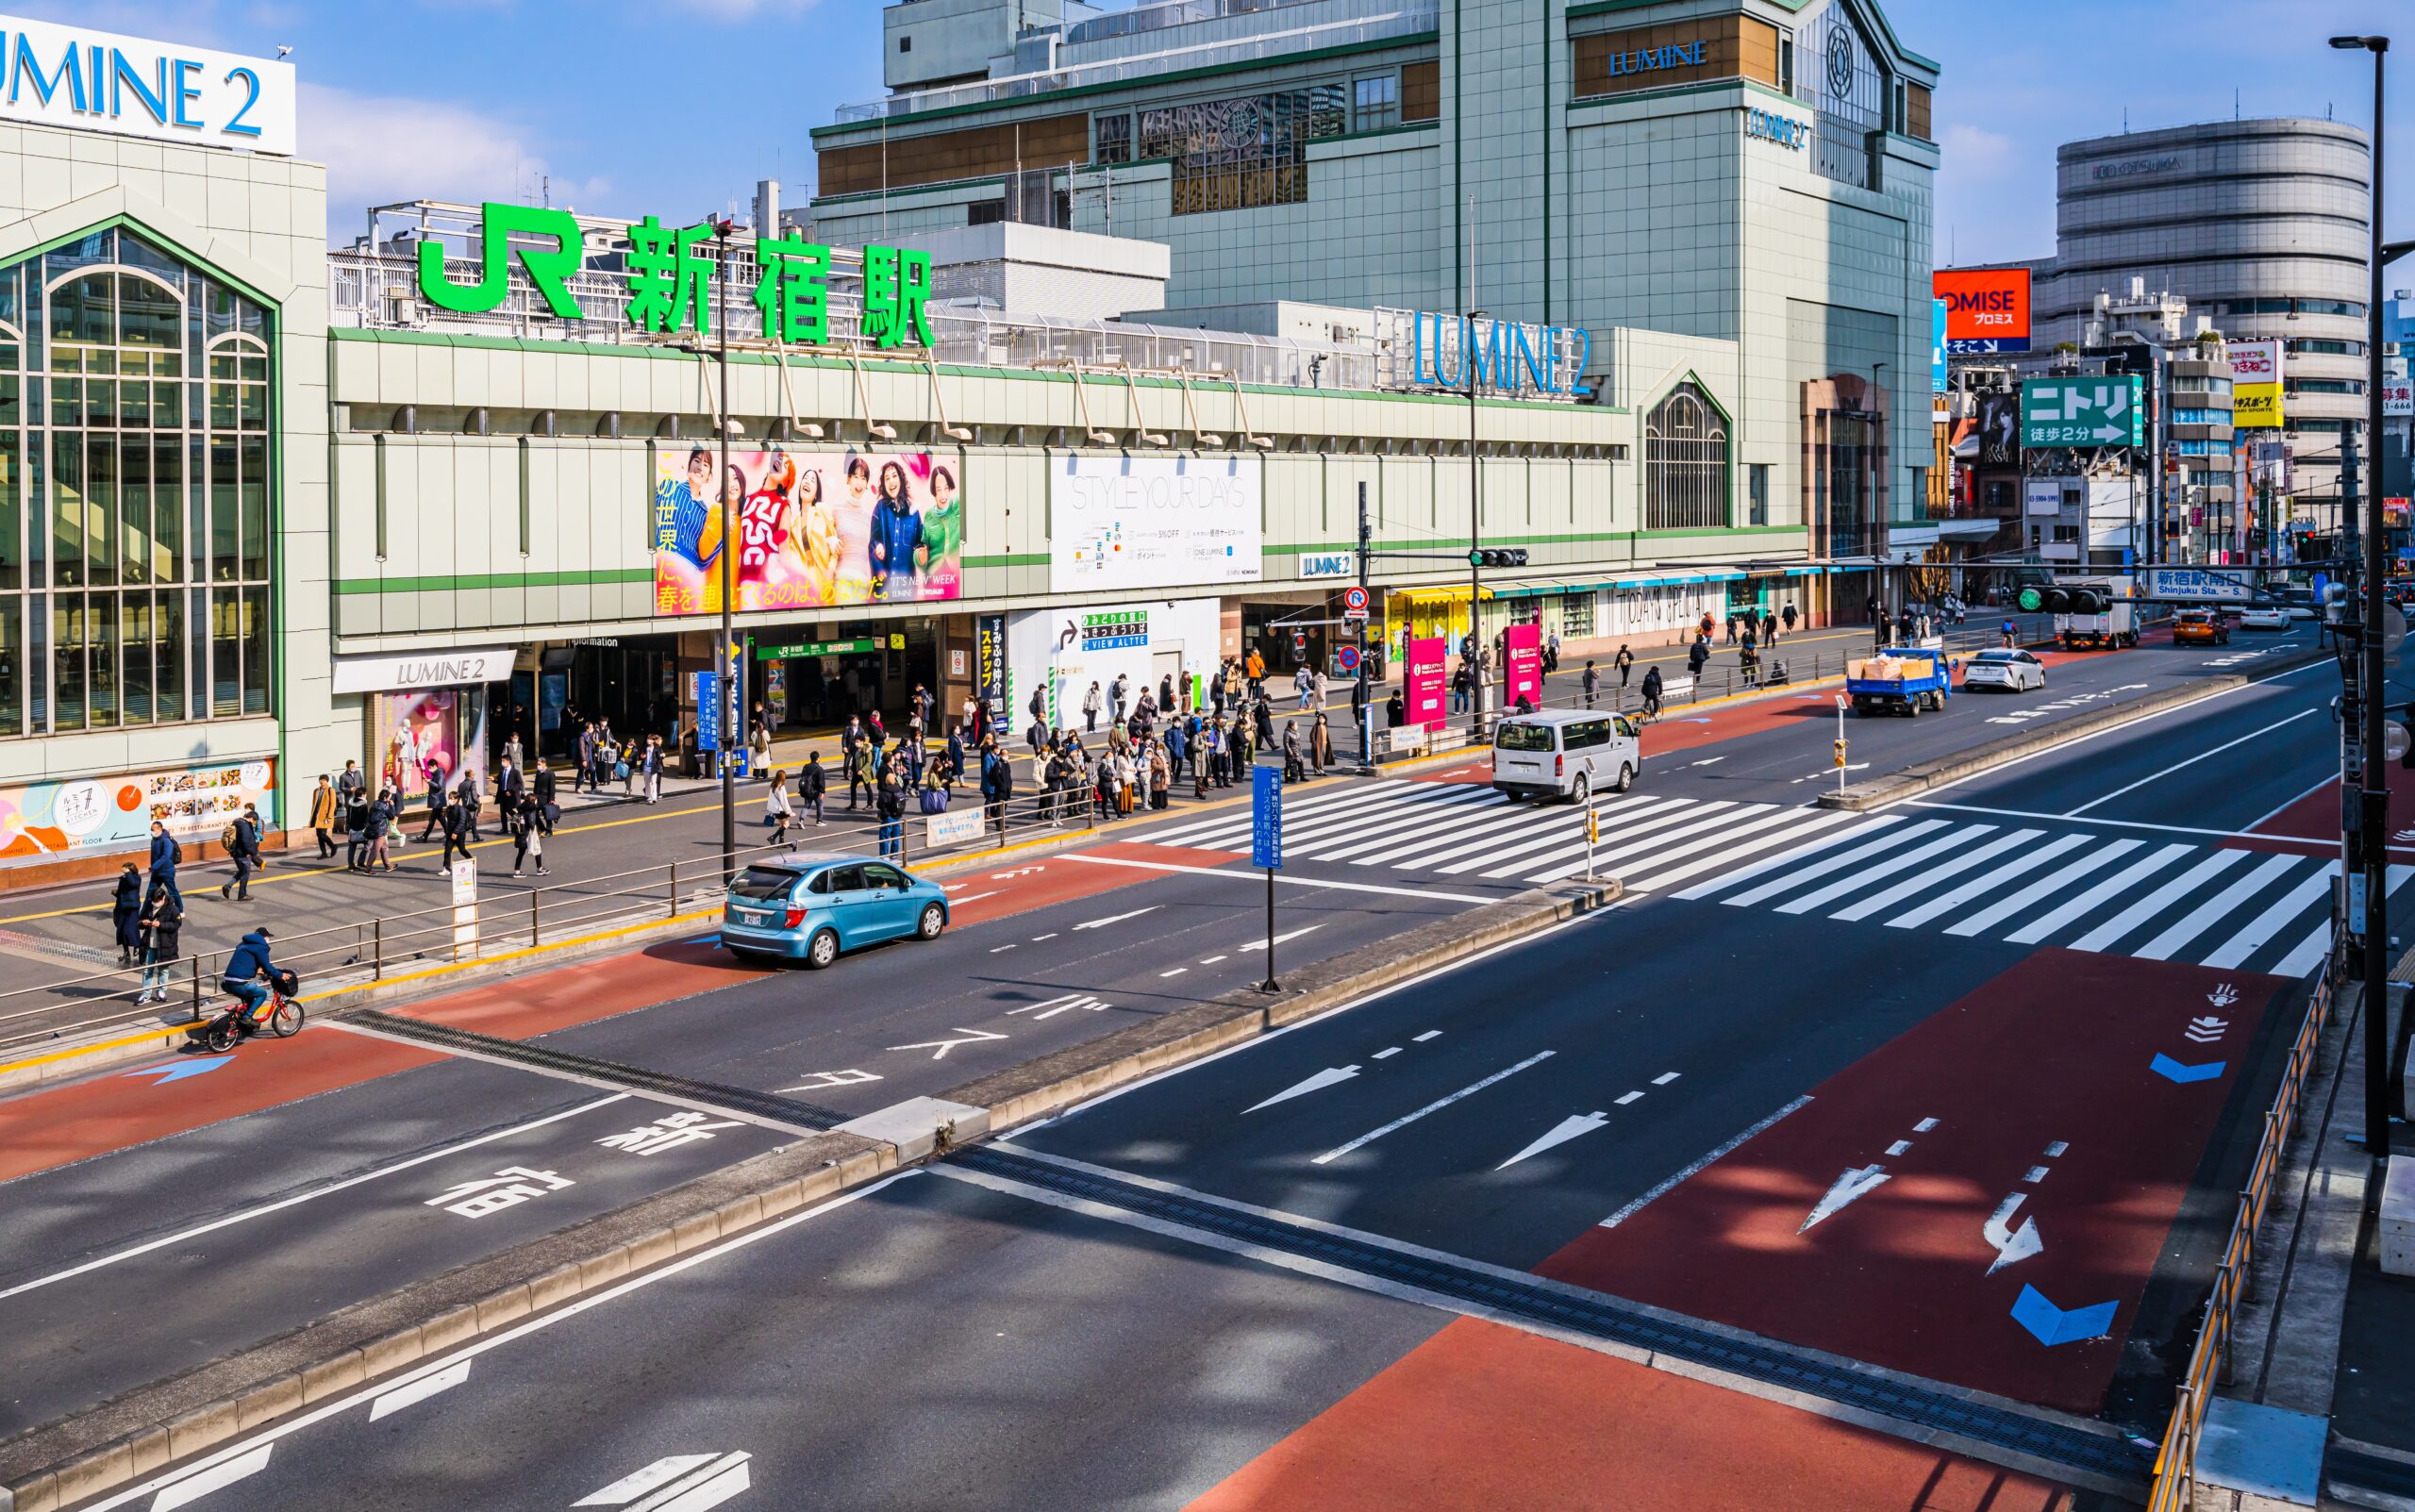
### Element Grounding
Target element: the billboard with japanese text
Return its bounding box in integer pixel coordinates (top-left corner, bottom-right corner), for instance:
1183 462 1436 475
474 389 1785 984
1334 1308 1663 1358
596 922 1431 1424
0 757 278 861
651 448 964 616
2231 340 2282 429
1933 268 2031 354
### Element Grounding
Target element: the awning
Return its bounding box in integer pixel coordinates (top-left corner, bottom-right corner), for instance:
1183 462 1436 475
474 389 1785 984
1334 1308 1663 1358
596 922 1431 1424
1388 584 1495 605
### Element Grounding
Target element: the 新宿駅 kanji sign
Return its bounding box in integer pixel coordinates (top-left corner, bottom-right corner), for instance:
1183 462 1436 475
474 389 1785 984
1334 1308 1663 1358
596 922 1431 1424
418 203 932 351
2021 376 2144 450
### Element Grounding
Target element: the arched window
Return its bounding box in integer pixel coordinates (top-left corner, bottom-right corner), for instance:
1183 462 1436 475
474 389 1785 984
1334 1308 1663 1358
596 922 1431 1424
1644 383 1728 531
0 224 276 738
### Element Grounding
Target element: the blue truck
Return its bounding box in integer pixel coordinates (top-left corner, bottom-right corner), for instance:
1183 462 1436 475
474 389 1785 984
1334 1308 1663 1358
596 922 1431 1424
1846 651 1953 717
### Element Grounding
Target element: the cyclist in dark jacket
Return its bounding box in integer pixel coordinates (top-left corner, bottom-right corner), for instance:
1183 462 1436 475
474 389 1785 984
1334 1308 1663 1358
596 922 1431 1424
220 927 278 1025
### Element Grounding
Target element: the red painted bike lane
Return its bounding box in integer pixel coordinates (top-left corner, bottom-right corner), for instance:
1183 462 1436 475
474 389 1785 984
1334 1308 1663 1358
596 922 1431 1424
1183 1318 2071 1512
0 839 1218 1184
1535 949 2283 1415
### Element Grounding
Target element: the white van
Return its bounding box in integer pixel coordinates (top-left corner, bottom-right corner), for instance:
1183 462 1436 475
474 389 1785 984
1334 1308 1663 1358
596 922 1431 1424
1491 709 1642 803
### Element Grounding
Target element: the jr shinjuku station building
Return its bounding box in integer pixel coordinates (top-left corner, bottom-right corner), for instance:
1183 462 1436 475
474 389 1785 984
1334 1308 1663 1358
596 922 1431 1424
0 0 1938 870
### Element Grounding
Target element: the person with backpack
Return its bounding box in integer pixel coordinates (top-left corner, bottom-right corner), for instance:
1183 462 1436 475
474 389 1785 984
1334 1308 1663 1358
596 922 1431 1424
221 805 262 902
1641 663 1665 719
531 759 558 836
798 753 827 826
134 879 183 1005
1687 636 1710 681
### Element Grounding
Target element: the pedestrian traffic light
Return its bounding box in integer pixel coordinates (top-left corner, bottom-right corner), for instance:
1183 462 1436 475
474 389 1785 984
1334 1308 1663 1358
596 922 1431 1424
1468 548 1529 569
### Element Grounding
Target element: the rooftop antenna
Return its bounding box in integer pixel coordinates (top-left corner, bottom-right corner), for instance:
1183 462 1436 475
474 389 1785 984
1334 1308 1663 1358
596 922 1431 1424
542 174 550 209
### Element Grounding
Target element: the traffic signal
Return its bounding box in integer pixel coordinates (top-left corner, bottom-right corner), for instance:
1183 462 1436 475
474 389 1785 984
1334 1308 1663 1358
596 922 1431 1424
2013 584 2109 614
1468 548 1529 569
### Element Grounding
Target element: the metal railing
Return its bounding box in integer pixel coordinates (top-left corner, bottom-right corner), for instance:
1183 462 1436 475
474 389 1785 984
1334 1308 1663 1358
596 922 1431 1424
0 783 1105 1060
2145 921 2344 1512
1363 621 2030 761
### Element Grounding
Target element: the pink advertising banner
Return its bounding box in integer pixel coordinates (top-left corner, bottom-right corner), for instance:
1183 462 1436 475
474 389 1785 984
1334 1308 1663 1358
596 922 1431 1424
1407 636 1447 731
1505 623 1542 710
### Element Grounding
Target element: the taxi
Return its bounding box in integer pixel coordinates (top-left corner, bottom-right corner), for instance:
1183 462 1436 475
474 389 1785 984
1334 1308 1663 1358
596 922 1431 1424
2172 608 2231 646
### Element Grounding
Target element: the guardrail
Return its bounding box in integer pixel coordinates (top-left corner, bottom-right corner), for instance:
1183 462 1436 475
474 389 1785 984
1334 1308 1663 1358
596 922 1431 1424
0 784 1103 1061
2145 916 2344 1512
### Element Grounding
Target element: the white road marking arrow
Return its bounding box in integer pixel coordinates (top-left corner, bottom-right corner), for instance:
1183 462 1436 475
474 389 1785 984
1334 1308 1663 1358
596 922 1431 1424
1074 906 1158 931
1800 1163 1890 1233
1244 1064 1360 1113
574 1452 753 1508
1983 1192 2044 1274
2185 1015 2229 1044
1496 1111 1610 1171
1239 924 1324 953
888 1027 1009 1059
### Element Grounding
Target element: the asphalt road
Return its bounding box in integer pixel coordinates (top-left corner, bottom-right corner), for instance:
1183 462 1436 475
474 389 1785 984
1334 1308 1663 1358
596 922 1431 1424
16 618 2377 1510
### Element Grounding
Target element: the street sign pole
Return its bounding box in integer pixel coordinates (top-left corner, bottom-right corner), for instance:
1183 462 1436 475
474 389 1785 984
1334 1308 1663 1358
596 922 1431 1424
1252 765 1283 992
1584 802 1598 882
1836 693 1850 796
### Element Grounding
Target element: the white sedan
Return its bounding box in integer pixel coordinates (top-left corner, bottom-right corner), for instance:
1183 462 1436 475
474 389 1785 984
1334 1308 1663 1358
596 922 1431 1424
1962 647 2046 692
2239 606 2294 630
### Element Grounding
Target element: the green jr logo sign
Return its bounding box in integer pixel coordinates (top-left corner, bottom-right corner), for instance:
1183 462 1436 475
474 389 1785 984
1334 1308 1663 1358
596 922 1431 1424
417 202 933 350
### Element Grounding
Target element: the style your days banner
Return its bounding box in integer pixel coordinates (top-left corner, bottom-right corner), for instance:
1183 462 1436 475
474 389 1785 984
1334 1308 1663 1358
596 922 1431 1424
1050 455 1262 594
0 757 277 860
653 448 964 616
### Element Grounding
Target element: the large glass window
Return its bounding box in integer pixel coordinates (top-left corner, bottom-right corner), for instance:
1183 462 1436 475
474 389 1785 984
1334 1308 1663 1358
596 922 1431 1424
1142 86 1344 215
1644 384 1729 531
1352 74 1398 133
0 226 274 738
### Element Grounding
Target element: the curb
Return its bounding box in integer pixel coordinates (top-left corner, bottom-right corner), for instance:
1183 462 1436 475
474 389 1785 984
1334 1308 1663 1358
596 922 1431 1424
0 877 1616 1512
1818 649 2328 812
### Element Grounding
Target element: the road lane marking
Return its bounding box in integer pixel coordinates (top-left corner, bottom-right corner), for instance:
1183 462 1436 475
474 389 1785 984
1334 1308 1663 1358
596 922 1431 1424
1412 1030 1442 1041
72 1172 923 1512
1372 1047 1402 1059
2062 708 2317 817
1496 1111 1609 1171
1880 832 2094 931
151 1443 275 1511
1245 1064 1361 1114
1598 1096 1811 1229
1613 1090 1643 1105
1198 954 1227 964
0 1094 631 1304
2068 849 2251 954
1031 933 1058 940
1238 924 1324 953
1059 851 1495 904
1942 839 2144 938
949 890 999 906
1158 967 1188 977
368 1358 471 1421
1652 1072 1681 1086
1073 906 1158 931
1310 1050 1556 1166
2005 843 2192 944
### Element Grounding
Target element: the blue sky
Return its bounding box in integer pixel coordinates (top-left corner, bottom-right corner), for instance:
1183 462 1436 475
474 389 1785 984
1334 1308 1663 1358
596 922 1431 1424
35 0 2413 266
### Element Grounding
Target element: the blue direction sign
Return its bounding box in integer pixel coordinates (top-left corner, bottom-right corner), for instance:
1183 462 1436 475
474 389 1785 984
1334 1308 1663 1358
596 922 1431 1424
1252 764 1283 870
691 670 721 752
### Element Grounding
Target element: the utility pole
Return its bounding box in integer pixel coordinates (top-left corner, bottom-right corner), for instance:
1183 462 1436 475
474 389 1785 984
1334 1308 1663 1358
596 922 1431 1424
2332 31 2392 1155
1357 484 1374 767
712 216 737 876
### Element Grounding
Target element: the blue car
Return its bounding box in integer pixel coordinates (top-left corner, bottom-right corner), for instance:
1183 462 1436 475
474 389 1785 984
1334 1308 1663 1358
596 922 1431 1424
719 854 951 968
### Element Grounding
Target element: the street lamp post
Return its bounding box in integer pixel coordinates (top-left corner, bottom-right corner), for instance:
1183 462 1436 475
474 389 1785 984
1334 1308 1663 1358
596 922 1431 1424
711 217 737 875
1469 310 1490 728
2332 33 2391 1156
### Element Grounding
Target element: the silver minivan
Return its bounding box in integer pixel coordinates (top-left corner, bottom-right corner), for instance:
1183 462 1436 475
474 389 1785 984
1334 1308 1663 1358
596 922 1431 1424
1491 709 1642 803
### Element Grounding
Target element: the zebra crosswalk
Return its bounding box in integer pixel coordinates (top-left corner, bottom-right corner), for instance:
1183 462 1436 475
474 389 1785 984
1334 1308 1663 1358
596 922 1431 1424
1137 779 2375 975
1141 779 1866 894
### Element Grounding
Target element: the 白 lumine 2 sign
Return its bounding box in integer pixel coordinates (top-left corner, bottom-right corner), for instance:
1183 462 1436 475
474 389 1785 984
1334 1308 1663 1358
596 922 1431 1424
0 15 294 156
1407 312 1592 398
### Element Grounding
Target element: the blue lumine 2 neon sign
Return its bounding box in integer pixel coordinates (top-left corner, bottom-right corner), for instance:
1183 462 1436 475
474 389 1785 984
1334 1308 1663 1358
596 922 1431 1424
1408 312 1593 398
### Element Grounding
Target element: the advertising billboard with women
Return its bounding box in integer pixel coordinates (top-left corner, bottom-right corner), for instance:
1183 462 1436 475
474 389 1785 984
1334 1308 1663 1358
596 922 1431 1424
652 447 965 616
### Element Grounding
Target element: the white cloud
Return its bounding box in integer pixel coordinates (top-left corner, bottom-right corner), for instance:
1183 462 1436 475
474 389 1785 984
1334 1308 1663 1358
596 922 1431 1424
299 82 609 234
